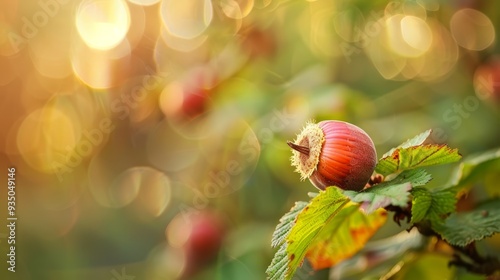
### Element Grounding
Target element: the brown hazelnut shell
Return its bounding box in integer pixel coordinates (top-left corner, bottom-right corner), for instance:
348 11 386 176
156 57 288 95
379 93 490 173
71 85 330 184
289 120 377 191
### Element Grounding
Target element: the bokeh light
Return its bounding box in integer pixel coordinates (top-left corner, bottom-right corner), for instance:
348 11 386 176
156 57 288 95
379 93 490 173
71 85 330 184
129 167 172 217
143 243 186 279
160 26 208 52
450 8 495 51
29 31 72 79
362 4 458 82
71 36 132 89
400 16 432 55
16 107 78 173
160 0 213 39
221 0 254 19
386 14 432 58
146 119 201 171
76 0 131 50
127 0 161 6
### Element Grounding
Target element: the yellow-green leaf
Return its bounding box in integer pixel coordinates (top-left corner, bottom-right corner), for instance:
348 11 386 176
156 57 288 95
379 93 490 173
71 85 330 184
376 144 461 176
286 187 350 278
271 201 308 248
381 129 432 159
305 205 387 270
266 187 350 280
267 187 388 280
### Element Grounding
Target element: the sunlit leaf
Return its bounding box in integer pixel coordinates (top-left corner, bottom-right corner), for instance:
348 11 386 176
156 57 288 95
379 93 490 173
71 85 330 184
381 129 432 159
376 129 461 176
267 186 387 279
433 199 500 246
286 187 350 278
376 144 461 176
266 187 350 280
411 188 456 224
449 147 500 194
271 201 308 248
305 205 387 270
344 169 431 214
329 229 423 280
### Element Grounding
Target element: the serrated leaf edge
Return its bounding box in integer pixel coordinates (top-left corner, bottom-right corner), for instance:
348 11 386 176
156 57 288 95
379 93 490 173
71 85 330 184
271 201 308 248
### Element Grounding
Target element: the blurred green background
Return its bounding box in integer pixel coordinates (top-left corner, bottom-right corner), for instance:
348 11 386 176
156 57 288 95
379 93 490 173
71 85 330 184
1 0 500 279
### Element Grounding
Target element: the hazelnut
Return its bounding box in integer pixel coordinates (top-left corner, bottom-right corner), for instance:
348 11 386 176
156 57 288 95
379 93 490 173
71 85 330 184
288 120 377 191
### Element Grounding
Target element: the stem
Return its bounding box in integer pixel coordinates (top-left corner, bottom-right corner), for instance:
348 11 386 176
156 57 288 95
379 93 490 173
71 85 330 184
287 141 310 156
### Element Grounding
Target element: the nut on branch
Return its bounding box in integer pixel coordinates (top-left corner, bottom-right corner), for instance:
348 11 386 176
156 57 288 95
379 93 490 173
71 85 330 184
288 120 377 191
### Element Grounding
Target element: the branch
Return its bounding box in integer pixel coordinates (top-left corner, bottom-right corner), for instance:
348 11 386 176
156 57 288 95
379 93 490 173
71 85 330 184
384 204 500 276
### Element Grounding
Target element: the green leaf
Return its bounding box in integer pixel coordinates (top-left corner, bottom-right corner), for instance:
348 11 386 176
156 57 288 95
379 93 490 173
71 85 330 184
381 129 432 159
376 129 461 176
411 188 456 224
410 188 432 223
376 144 462 176
268 202 308 280
266 243 288 280
286 187 350 278
304 205 387 270
266 187 387 279
433 199 500 246
344 169 432 214
449 147 500 193
271 201 308 248
452 148 500 184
